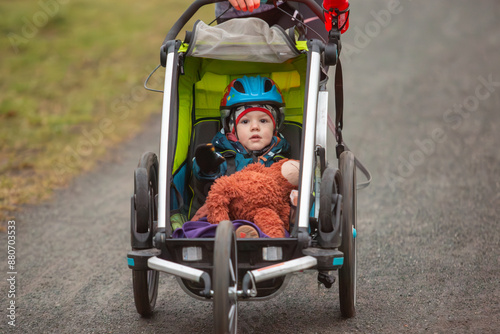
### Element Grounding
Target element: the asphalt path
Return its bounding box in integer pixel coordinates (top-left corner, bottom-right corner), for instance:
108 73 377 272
2 0 499 333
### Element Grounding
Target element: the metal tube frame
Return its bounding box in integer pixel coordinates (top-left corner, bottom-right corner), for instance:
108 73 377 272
148 256 211 297
297 49 321 230
242 256 318 297
157 51 176 231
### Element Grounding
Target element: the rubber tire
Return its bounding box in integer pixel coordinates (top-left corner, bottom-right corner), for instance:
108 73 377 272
132 269 159 317
338 151 357 318
213 220 238 334
134 152 158 234
132 152 159 317
319 167 341 233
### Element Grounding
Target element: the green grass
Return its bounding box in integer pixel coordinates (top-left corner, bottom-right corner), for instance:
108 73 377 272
0 0 213 226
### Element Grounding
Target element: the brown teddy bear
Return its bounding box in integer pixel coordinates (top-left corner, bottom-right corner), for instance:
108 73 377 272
198 159 299 238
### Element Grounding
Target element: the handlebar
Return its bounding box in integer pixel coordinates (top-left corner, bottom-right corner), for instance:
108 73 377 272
162 0 325 44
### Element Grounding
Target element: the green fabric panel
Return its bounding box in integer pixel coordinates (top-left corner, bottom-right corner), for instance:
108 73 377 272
271 70 304 123
173 54 308 173
173 58 200 174
194 72 230 118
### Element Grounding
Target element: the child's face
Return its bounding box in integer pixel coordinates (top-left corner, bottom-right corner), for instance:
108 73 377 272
236 110 274 152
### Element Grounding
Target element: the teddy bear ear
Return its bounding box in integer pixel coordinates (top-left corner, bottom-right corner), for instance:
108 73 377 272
281 160 300 186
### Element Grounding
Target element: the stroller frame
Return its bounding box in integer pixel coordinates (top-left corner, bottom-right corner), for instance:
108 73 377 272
127 0 360 332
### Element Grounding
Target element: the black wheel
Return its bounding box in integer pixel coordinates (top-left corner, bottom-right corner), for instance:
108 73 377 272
132 269 159 317
134 152 158 236
213 220 238 334
338 150 357 318
318 167 342 248
132 152 159 316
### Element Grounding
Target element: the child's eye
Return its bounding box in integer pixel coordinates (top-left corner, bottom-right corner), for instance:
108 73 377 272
240 119 249 124
260 118 269 123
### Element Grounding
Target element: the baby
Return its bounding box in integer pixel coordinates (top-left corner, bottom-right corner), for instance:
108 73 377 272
190 75 291 235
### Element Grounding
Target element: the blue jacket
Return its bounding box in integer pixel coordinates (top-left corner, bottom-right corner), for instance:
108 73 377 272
189 131 290 218
193 130 290 181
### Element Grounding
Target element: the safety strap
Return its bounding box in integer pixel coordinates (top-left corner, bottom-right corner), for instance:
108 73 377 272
335 58 344 131
334 57 345 159
226 156 236 176
171 180 184 210
332 59 372 190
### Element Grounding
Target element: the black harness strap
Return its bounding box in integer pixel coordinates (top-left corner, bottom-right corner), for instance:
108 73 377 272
332 59 373 190
334 58 346 158
335 58 344 131
222 152 237 176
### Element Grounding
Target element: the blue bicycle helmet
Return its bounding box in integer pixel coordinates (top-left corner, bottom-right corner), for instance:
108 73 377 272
220 75 285 133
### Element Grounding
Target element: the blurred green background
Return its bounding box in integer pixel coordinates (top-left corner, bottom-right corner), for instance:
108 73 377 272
0 0 212 224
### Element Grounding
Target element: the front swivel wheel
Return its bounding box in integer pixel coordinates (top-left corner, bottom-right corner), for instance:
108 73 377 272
213 220 238 334
132 269 159 317
131 152 159 317
338 150 357 318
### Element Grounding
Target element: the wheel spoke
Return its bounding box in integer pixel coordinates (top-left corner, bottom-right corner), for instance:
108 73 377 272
148 270 157 300
229 258 236 282
228 304 237 330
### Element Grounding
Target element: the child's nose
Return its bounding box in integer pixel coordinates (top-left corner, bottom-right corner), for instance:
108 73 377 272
250 120 260 130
